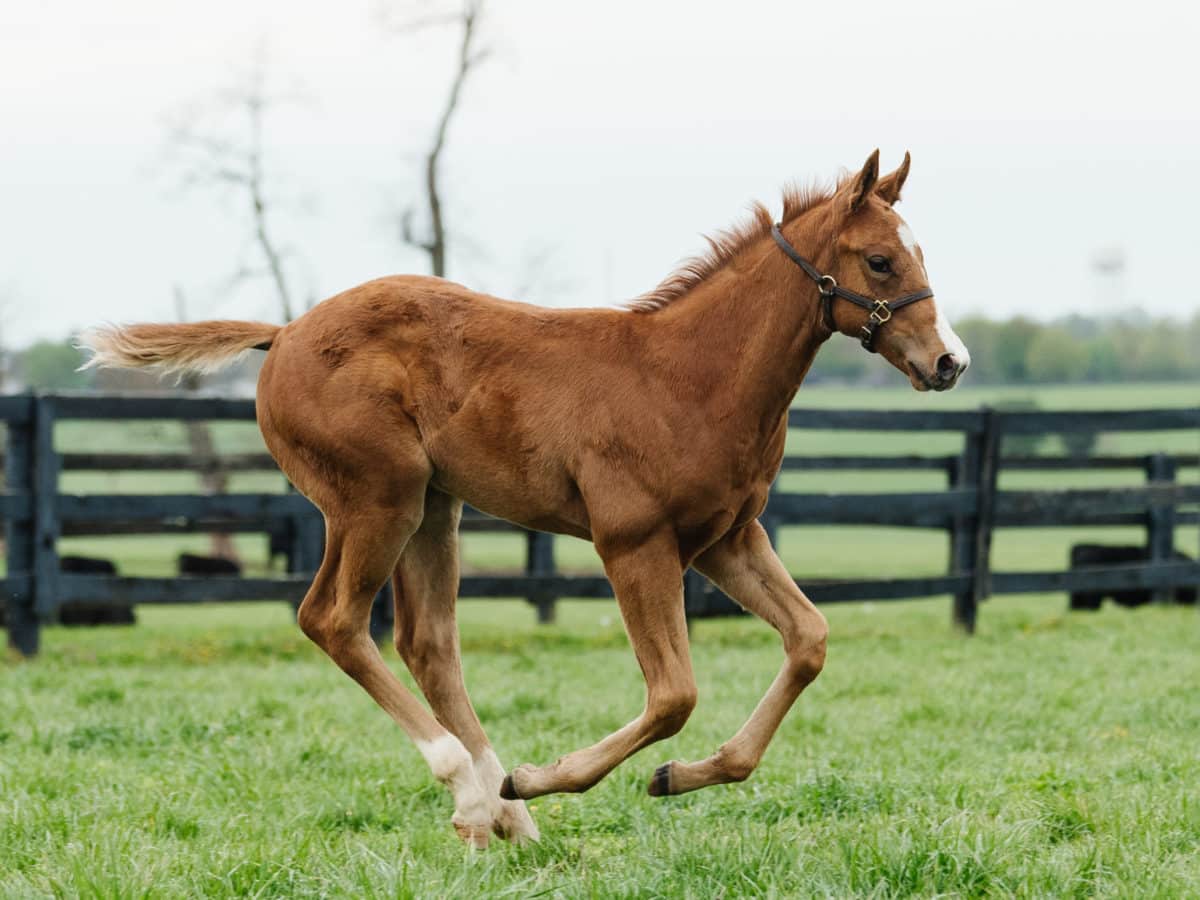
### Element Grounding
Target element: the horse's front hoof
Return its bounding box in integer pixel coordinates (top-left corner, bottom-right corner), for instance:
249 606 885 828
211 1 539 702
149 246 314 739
452 817 491 850
647 762 674 797
492 798 540 844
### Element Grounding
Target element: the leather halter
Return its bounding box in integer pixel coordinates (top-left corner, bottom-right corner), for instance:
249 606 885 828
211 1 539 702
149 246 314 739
770 224 934 353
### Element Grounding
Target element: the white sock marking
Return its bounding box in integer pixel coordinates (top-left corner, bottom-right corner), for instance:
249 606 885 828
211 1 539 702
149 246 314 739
417 734 474 786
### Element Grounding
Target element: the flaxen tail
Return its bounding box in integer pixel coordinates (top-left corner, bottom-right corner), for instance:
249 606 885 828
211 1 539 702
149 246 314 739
78 320 281 375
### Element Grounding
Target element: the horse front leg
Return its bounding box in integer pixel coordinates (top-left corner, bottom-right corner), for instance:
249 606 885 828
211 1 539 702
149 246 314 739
501 529 696 800
648 520 827 796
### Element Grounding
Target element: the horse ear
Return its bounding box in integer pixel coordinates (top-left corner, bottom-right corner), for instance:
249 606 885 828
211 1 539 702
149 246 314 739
876 151 911 206
846 149 880 212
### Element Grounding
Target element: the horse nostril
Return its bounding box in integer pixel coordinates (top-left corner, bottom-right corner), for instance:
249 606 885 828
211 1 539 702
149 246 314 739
936 353 959 381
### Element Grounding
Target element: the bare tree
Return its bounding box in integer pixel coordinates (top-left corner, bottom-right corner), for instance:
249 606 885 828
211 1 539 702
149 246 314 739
386 0 490 278
164 52 301 321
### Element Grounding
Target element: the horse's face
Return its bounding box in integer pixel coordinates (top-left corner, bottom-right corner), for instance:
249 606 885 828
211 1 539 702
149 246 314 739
831 152 969 391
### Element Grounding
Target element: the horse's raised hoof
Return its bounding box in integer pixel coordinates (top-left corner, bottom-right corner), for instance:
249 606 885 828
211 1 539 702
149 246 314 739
500 772 521 801
501 764 544 801
648 762 673 797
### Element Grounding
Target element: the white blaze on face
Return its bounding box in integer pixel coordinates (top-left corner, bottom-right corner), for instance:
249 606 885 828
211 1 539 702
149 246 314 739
895 220 926 277
896 218 969 367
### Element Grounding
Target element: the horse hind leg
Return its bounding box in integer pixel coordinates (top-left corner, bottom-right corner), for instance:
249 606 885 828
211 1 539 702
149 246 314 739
392 488 539 843
297 495 494 848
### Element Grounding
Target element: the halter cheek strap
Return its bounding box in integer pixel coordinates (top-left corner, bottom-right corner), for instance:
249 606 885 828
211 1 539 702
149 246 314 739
770 224 934 353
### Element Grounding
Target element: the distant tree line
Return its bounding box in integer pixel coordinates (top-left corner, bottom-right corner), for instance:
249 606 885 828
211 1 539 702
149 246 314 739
811 311 1200 385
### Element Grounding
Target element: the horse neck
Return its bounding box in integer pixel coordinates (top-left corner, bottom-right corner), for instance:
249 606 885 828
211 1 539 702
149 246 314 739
655 210 836 433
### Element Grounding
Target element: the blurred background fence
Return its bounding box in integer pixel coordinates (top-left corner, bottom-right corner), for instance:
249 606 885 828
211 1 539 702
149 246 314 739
3 393 1198 657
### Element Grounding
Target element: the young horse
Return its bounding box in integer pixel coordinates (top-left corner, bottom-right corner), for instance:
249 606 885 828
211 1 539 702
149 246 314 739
82 151 968 848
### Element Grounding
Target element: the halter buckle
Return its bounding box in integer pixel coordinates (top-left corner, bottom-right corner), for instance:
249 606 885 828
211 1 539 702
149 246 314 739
869 299 892 325
817 275 837 297
859 323 877 351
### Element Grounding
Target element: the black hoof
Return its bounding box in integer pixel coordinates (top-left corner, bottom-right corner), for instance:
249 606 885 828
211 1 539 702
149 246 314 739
648 763 672 797
500 773 520 801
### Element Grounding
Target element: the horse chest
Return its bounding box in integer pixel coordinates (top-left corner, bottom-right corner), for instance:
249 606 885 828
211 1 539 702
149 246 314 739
669 457 772 526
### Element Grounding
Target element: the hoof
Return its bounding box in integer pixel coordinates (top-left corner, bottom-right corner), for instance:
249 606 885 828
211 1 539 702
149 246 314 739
493 800 541 844
452 818 491 850
500 773 521 801
648 762 673 797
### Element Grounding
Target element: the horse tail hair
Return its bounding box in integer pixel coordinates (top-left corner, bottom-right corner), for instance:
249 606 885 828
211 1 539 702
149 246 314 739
77 320 282 375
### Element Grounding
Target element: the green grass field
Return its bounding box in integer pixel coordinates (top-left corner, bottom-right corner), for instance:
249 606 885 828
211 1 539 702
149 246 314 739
2 597 1199 897
2 381 1198 896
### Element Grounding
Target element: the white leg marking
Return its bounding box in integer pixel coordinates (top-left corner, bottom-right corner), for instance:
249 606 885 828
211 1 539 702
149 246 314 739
418 734 475 785
476 747 508 788
418 735 492 846
476 747 541 842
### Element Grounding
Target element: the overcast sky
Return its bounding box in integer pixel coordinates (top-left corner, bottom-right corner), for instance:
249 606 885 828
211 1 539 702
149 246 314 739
2 0 1198 344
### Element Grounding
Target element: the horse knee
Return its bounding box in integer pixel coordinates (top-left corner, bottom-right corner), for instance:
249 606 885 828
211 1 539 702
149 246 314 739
648 684 698 739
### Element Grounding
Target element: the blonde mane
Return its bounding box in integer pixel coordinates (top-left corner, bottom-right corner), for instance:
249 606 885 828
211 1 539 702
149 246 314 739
627 183 834 313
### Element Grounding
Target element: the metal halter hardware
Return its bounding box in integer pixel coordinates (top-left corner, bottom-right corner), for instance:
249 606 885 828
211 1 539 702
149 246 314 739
770 224 934 352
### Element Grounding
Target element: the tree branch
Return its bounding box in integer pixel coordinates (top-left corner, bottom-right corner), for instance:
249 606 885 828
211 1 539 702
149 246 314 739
163 54 300 322
390 0 488 278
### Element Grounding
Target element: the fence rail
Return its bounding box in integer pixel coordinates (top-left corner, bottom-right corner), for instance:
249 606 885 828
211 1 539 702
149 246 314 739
3 392 1198 656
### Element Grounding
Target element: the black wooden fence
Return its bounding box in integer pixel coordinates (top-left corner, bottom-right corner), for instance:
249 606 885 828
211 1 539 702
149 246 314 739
3 393 1198 656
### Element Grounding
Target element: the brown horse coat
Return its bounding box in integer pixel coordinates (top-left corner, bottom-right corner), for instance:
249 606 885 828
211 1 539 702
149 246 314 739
81 152 968 847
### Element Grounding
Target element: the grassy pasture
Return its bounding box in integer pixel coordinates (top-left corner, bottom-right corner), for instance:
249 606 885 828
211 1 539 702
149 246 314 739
1 380 1198 896
2 598 1199 897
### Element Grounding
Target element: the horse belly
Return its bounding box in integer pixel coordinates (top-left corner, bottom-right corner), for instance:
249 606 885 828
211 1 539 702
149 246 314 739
429 449 591 540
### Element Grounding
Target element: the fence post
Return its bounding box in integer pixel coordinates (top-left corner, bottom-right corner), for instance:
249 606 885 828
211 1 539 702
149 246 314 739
950 424 981 632
950 407 999 633
5 409 38 656
763 474 781 550
1145 452 1176 605
683 568 705 626
971 408 1000 610
526 530 556 624
369 581 394 643
32 396 61 626
284 481 324 578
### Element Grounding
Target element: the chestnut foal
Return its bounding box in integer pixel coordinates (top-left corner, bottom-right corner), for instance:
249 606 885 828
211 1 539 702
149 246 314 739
82 151 968 847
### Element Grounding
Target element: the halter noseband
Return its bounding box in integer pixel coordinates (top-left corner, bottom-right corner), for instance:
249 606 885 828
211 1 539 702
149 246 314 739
770 224 934 353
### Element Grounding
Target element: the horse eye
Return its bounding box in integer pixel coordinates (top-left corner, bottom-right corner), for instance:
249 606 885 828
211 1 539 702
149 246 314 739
868 256 891 274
